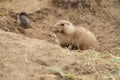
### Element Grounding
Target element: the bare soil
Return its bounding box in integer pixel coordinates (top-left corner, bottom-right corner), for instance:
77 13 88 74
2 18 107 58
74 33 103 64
0 0 120 80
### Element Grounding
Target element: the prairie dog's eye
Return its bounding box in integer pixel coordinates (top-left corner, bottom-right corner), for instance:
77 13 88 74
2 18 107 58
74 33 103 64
61 23 64 26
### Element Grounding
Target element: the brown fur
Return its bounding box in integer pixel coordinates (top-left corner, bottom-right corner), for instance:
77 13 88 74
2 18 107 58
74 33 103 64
52 20 97 50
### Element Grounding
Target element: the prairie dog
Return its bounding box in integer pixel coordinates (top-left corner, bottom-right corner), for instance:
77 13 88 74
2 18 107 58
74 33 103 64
52 20 97 50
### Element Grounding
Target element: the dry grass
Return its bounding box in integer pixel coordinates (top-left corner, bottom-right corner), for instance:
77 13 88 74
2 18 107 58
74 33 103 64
50 69 83 80
77 50 120 80
49 50 120 80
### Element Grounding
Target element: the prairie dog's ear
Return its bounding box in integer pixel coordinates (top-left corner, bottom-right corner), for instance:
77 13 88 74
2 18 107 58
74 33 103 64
66 22 70 25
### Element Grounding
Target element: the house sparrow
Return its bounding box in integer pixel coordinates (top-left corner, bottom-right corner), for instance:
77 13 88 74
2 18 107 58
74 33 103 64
17 12 36 30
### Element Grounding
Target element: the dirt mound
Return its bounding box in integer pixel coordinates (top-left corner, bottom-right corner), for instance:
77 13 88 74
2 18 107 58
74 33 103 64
0 30 120 80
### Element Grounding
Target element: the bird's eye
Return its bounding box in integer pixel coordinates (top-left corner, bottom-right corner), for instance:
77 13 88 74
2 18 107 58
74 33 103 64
61 23 64 26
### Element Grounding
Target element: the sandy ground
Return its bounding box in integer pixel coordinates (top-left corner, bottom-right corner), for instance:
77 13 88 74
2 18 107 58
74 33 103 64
3 0 120 53
0 0 120 80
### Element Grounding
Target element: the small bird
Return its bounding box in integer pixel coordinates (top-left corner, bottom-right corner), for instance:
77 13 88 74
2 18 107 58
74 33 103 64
17 12 36 30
